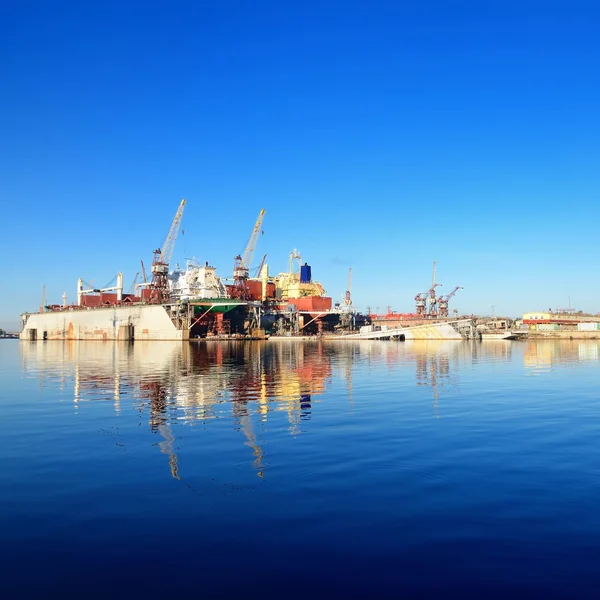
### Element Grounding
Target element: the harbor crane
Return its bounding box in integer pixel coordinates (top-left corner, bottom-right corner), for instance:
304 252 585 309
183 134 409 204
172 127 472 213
428 260 441 318
232 209 265 299
437 286 463 318
414 292 429 316
149 198 186 303
345 267 352 306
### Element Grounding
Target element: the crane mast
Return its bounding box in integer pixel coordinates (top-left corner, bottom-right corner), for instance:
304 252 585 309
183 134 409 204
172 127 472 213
232 209 265 299
149 198 186 304
428 260 441 317
345 267 352 306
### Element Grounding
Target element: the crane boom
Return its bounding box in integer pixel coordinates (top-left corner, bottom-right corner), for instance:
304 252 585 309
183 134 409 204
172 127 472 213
231 209 266 299
442 286 463 301
255 253 267 277
159 198 186 265
129 272 139 294
437 286 463 317
241 209 265 271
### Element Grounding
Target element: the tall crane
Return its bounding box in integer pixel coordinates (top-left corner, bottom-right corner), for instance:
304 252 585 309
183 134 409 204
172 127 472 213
140 260 147 284
344 267 352 306
232 209 265 299
428 260 442 317
149 198 187 303
437 286 463 318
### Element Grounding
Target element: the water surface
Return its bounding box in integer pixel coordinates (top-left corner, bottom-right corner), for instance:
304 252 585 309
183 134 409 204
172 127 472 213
2 339 600 598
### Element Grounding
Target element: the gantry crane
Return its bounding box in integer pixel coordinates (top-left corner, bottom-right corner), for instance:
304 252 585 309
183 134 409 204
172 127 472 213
149 198 186 303
414 292 428 316
437 286 463 318
232 209 265 299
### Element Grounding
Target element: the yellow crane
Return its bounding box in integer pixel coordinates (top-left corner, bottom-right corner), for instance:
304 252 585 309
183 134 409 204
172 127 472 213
232 209 265 298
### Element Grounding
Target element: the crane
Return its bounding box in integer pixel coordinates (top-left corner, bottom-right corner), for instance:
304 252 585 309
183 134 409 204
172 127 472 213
232 209 265 299
149 198 187 303
140 260 147 284
437 286 463 318
414 292 428 316
428 260 441 317
254 253 267 278
128 272 140 295
344 267 352 306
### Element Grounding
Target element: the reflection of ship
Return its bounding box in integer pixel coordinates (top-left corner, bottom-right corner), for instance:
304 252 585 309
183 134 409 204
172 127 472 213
19 338 540 482
19 340 335 479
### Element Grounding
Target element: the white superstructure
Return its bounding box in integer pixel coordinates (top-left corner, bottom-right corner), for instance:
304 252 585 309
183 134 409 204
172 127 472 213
169 259 227 301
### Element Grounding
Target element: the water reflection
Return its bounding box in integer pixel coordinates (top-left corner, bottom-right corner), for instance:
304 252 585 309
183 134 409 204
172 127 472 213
523 340 600 371
19 339 600 481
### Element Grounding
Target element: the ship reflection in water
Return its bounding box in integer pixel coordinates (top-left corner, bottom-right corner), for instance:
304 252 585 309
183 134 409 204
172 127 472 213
10 339 600 597
19 338 600 482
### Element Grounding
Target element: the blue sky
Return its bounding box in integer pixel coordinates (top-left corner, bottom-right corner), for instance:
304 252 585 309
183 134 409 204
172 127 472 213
1 1 599 329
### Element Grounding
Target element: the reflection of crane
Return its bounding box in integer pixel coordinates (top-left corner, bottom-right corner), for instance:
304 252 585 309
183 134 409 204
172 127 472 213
240 413 264 477
149 198 186 303
345 267 352 306
158 423 180 480
437 286 463 318
232 209 265 299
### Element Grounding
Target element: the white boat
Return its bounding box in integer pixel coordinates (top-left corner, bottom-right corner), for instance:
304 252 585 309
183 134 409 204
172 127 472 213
480 330 527 340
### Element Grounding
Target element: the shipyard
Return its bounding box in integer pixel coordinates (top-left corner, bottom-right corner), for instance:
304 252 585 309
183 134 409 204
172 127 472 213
18 198 600 343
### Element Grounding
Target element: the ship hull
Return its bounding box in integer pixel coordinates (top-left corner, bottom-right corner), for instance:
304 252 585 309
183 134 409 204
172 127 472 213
20 304 187 341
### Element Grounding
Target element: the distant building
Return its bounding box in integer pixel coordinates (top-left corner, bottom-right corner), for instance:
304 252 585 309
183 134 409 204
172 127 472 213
523 311 600 331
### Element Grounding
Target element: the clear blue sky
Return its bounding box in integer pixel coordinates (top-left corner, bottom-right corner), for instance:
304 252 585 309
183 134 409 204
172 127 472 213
1 1 599 329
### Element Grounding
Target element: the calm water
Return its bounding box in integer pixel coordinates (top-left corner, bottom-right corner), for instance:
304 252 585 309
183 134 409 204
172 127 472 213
2 339 600 598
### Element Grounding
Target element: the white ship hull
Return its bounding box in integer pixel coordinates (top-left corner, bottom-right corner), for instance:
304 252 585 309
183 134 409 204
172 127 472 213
20 304 187 341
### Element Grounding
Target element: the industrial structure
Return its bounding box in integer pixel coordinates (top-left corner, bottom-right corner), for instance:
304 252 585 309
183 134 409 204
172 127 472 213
19 199 371 341
413 261 462 319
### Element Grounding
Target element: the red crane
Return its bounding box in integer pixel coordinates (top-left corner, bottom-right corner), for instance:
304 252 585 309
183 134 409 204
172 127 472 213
414 292 428 316
437 286 463 318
